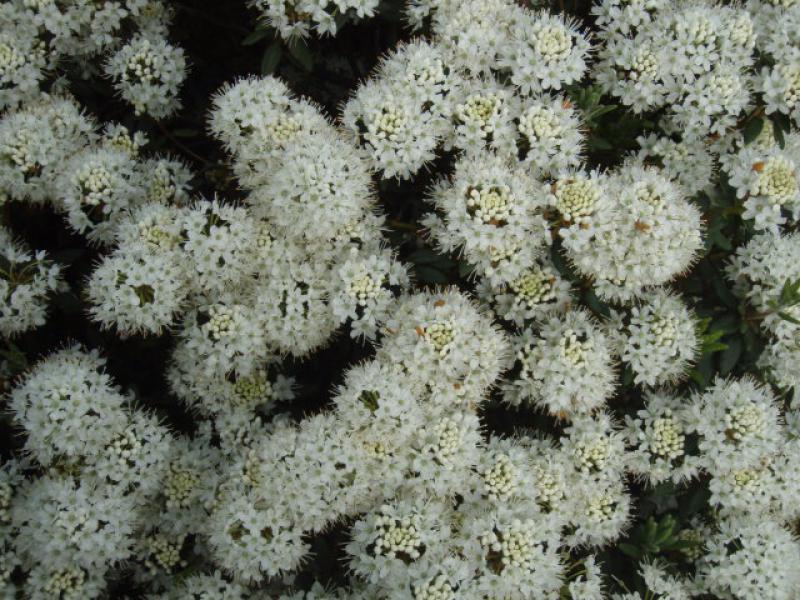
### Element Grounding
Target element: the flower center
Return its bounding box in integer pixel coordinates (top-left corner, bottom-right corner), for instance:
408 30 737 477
757 157 798 204
466 185 513 225
372 511 424 562
535 24 573 60
649 414 685 459
518 105 562 142
511 268 557 307
554 177 601 221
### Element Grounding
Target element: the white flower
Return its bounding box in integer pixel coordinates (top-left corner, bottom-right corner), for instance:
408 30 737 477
504 309 616 418
686 377 783 476
87 249 189 335
516 95 584 176
0 96 95 204
446 81 520 158
83 408 172 505
0 226 62 337
179 198 258 297
378 290 511 406
178 300 268 378
697 518 800 600
101 122 149 157
330 246 410 340
105 34 187 118
168 344 291 416
422 153 550 283
246 130 376 242
564 475 632 548
726 232 800 339
12 476 136 573
342 77 443 179
345 498 450 588
456 503 564 599
207 491 309 583
607 288 698 385
563 165 704 303
761 54 800 126
624 392 702 485
595 37 667 113
430 0 518 77
249 0 380 39
635 134 715 196
562 412 629 480
0 29 47 110
499 8 591 95
138 155 193 204
253 256 337 357
58 146 144 245
724 136 800 233
477 258 571 328
8 347 129 465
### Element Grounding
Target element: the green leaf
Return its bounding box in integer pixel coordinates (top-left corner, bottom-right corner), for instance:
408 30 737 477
261 42 282 75
458 261 474 278
588 137 613 151
288 40 313 72
688 368 705 387
711 278 737 310
584 288 611 318
242 27 272 46
719 337 742 375
407 248 448 266
741 117 765 145
618 543 641 559
777 311 800 325
415 265 450 285
773 117 787 149
703 342 729 353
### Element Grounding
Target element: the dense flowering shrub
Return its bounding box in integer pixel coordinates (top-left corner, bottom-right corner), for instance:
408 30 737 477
3 1 800 599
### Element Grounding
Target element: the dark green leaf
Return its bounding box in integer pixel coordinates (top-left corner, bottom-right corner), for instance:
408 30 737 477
773 118 787 149
618 543 642 559
711 278 737 310
719 338 742 375
288 40 313 72
777 311 800 325
588 137 613 151
261 42 282 75
414 265 450 285
242 27 272 46
458 261 474 278
741 117 765 145
407 248 448 266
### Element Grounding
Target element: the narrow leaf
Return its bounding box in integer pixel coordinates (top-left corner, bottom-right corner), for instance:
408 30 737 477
261 42 282 75
742 117 765 145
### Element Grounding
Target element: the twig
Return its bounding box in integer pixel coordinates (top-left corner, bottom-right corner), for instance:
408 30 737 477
388 220 420 233
154 120 214 166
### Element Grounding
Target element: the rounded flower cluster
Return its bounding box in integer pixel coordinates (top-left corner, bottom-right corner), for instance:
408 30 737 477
505 309 616 418
104 35 187 119
594 1 755 139
0 226 62 338
562 165 704 303
606 289 699 386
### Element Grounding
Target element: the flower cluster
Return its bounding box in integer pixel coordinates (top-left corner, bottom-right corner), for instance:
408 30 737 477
0 0 186 117
4 0 800 599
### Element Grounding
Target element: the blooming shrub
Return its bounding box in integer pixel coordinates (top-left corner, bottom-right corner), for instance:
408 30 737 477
3 1 800 599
